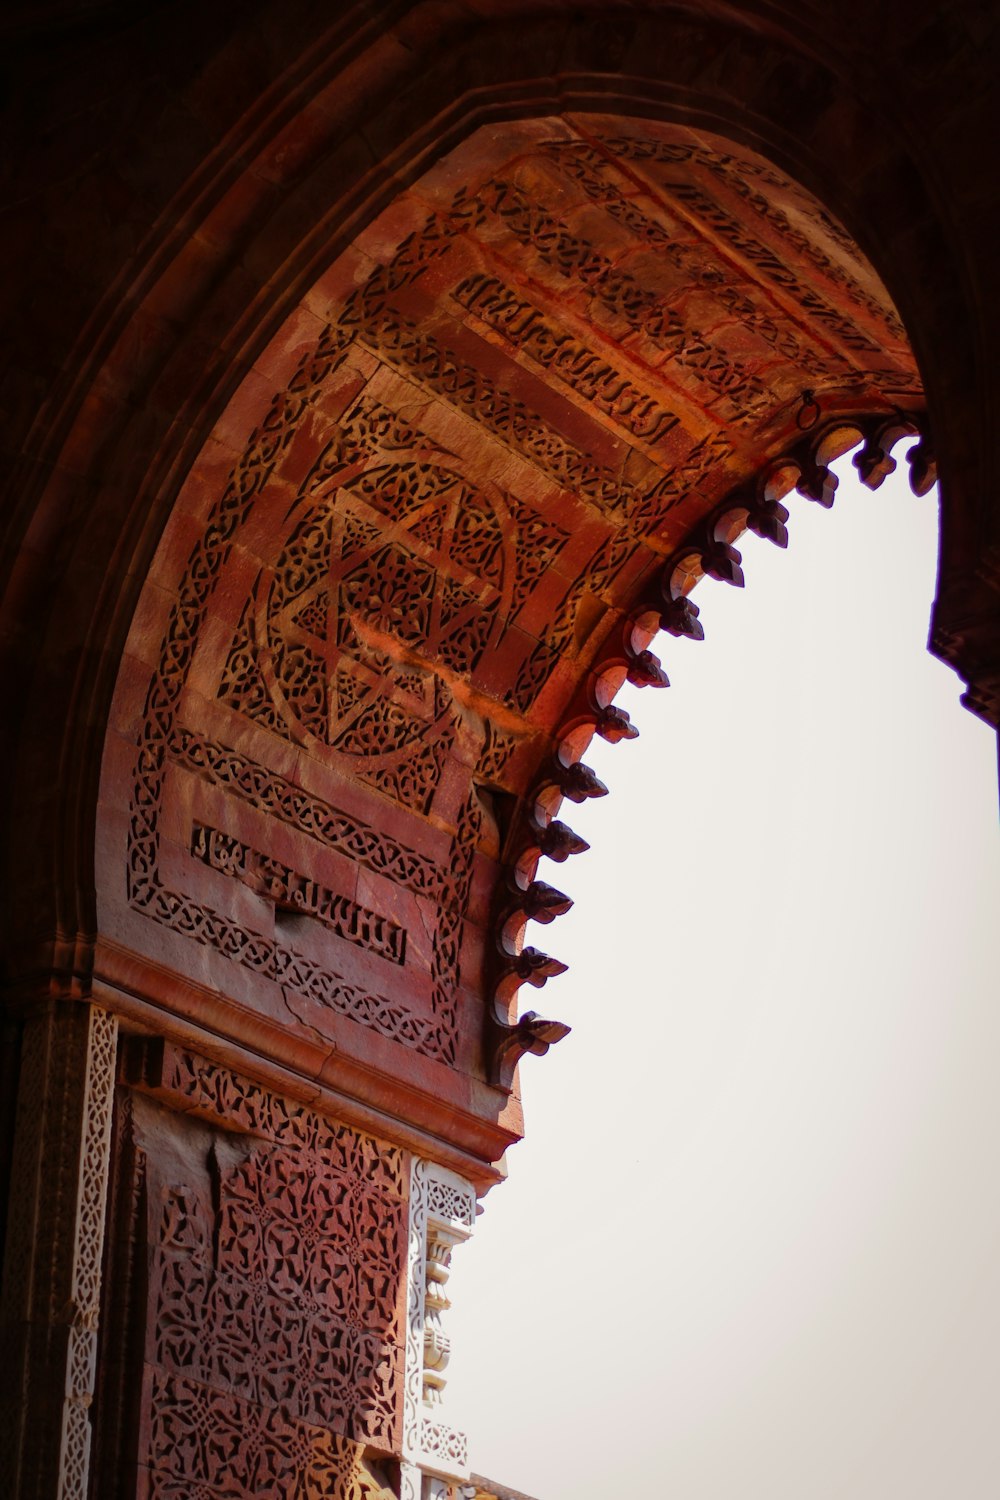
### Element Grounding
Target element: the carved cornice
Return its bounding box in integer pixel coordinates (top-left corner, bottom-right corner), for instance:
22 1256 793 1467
486 409 936 1084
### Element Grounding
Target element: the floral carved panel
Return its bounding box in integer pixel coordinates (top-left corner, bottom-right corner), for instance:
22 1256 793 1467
118 1056 408 1499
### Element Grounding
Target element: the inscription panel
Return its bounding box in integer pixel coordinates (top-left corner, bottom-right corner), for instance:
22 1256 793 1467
191 823 407 964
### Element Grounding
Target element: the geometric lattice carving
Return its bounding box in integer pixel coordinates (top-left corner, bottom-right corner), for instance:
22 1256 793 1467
359 733 453 815
255 464 506 760
58 1006 119 1500
131 1061 409 1498
425 1176 477 1230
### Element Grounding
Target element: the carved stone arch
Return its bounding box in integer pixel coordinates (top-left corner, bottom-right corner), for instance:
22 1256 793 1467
0 7 996 1500
88 110 921 1166
88 107 927 1492
0 2 993 997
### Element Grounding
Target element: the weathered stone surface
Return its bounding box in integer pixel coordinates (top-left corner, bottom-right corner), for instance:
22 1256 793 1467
87 116 918 1151
0 6 996 1496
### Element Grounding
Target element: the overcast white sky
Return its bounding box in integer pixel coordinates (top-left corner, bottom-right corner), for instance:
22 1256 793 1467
446 449 1000 1499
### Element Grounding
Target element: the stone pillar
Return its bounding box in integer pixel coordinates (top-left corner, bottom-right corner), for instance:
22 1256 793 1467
0 1000 118 1500
403 1158 477 1489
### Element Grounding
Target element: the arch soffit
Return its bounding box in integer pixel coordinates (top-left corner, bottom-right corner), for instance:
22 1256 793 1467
2 5 980 975
3 6 973 636
91 107 925 1180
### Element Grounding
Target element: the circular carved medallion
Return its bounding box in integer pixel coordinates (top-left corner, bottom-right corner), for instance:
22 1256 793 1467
258 462 510 763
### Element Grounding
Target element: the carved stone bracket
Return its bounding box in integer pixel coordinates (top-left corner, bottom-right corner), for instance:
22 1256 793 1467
486 408 935 1073
404 1159 477 1482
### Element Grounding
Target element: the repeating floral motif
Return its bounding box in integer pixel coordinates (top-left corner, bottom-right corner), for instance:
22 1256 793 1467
142 1090 408 1497
146 1049 405 1192
147 1370 397 1500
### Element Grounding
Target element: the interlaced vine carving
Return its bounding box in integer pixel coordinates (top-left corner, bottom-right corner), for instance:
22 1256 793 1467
170 728 447 894
219 600 285 733
139 1078 408 1497
506 638 561 715
475 721 519 788
507 495 570 613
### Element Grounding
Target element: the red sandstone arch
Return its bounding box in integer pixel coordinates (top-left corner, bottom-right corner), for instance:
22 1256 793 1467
1 3 994 1011
0 8 996 1498
87 113 921 1191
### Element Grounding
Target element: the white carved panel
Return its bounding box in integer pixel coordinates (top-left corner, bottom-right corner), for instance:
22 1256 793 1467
404 1157 476 1481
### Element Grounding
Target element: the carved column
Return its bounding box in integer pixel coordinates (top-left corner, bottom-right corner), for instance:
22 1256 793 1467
0 1000 118 1500
403 1158 476 1491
